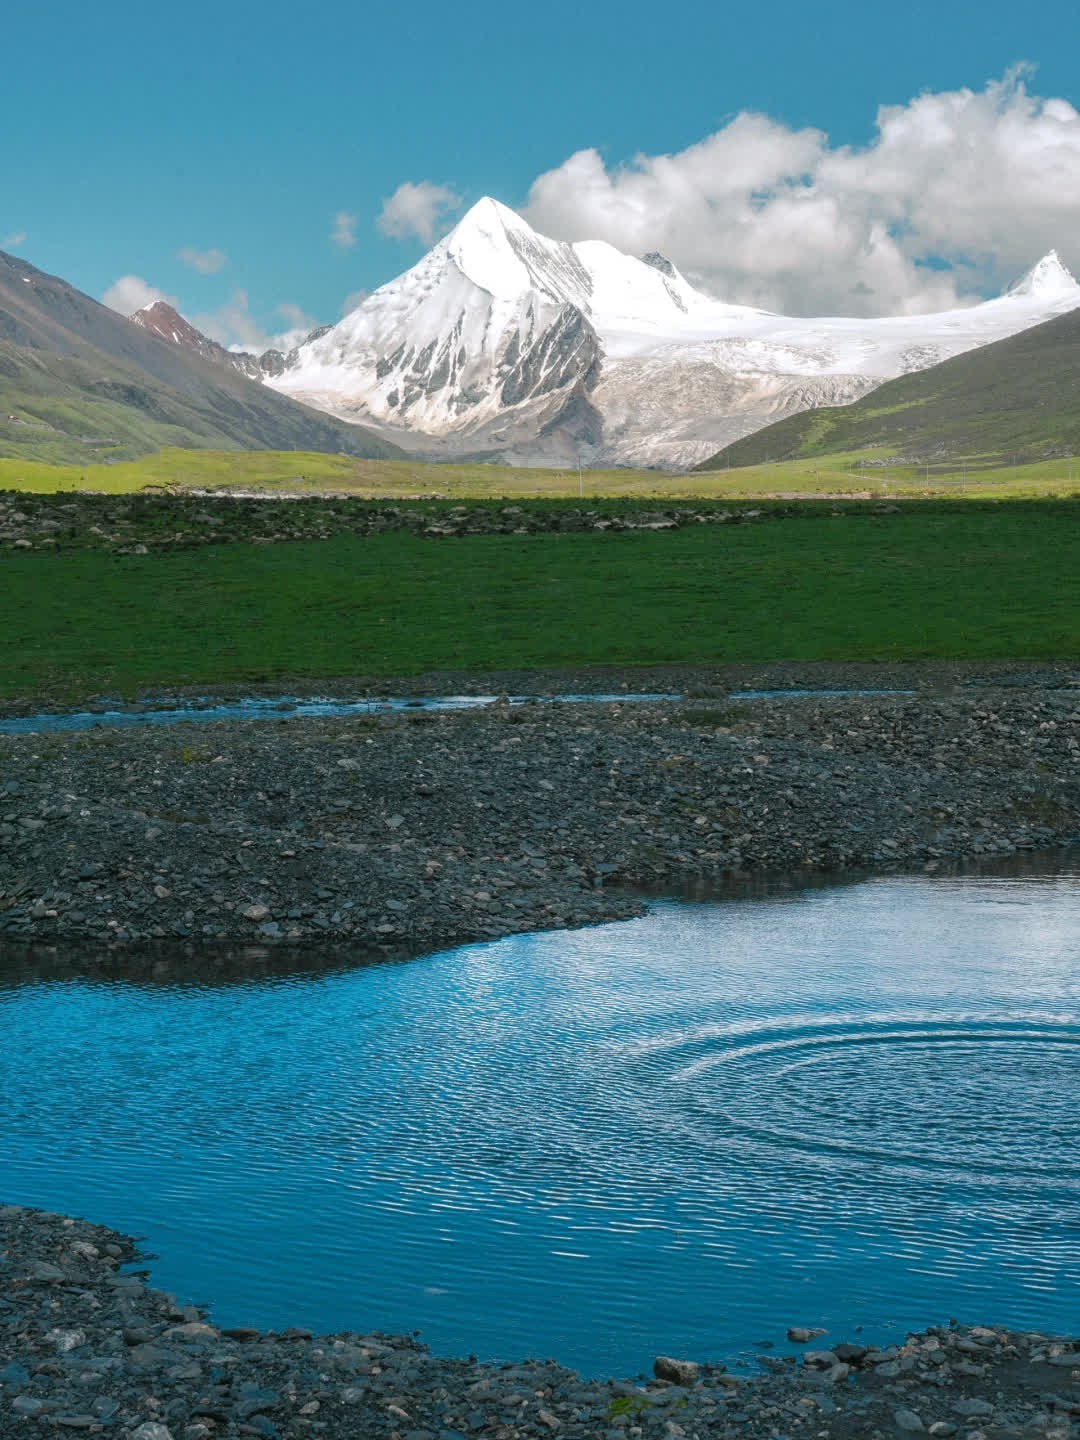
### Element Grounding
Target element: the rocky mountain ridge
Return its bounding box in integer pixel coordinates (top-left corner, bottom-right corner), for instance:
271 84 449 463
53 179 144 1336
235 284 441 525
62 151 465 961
124 204 1080 469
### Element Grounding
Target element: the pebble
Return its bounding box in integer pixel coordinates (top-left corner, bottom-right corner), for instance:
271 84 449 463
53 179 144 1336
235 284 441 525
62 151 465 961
894 1408 926 1431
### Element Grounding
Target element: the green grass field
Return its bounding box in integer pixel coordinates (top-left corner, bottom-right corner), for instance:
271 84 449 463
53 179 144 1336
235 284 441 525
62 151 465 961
2 446 1079 502
3 506 1078 700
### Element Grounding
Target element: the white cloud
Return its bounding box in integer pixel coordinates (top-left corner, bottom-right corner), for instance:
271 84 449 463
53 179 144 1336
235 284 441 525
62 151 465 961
193 292 317 353
522 68 1080 316
3 231 27 250
377 181 462 244
331 212 357 249
177 246 227 274
102 274 175 315
341 289 368 316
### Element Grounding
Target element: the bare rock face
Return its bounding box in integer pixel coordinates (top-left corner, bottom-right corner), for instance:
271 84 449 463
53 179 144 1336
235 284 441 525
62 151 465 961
641 251 676 277
129 303 318 384
130 301 255 376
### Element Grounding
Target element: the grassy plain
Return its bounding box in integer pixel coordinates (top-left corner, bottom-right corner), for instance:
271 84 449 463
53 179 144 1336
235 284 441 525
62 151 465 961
2 447 1079 501
2 506 1078 700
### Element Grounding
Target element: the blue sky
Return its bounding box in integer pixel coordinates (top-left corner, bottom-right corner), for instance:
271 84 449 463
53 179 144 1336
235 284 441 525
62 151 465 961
7 0 1080 341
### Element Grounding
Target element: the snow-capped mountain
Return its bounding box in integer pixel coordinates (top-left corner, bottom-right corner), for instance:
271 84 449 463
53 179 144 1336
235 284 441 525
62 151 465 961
260 199 1080 466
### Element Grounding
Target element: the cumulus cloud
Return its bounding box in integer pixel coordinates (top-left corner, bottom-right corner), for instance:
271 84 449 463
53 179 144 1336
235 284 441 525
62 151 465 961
193 292 317 353
102 274 175 315
3 231 27 250
377 181 463 244
522 68 1080 316
177 246 227 274
331 212 357 249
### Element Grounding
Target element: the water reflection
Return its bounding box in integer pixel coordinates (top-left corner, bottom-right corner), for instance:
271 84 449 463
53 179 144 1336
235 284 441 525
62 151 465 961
1 857 1077 1377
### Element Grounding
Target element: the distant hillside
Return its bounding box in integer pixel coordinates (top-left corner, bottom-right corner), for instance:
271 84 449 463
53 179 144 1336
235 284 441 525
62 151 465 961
696 307 1080 471
0 250 403 464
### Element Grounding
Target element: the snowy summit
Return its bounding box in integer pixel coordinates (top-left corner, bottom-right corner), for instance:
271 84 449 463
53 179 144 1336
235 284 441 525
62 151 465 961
254 198 1078 467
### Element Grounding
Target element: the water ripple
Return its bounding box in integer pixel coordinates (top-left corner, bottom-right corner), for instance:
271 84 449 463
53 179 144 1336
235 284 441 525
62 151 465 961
1 862 1078 1375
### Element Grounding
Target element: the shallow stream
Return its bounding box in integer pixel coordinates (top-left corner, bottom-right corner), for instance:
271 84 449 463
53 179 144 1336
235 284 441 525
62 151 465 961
1 863 1077 1376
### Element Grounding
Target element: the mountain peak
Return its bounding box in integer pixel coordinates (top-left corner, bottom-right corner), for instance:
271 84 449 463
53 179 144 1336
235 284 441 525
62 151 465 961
132 298 182 323
1008 249 1078 298
445 196 537 257
130 300 213 351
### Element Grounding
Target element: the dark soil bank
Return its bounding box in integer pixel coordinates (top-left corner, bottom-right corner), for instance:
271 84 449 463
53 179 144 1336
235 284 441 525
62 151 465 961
1 668 1078 951
1 1206 1077 1440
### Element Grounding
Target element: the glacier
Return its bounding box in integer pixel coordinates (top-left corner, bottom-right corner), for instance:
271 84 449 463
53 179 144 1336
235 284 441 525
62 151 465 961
212 198 1080 468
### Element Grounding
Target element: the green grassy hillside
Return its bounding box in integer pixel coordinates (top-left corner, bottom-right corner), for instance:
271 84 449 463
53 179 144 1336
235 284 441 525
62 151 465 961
0 249 402 463
697 307 1080 470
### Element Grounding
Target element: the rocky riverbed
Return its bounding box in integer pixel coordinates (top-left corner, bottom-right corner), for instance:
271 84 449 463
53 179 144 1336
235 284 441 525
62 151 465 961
1 668 1078 950
1 1206 1076 1440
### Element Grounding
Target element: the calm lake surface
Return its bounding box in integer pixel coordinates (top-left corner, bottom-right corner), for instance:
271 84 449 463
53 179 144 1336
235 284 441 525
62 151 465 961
2 864 1078 1376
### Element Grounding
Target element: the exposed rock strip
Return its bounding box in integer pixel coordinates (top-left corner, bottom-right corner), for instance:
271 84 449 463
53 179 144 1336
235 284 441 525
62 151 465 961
0 492 867 555
1 679 1078 950
1 1206 1076 1440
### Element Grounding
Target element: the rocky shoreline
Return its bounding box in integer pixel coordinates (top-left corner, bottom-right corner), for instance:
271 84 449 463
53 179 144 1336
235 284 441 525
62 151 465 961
1 1206 1076 1440
1 667 1078 951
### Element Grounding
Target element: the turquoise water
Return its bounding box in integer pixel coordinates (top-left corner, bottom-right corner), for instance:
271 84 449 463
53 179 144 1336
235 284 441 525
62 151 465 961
1 865 1077 1375
0 693 680 734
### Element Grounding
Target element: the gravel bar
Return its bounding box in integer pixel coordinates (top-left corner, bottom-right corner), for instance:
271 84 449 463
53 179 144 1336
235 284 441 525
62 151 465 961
1 667 1078 952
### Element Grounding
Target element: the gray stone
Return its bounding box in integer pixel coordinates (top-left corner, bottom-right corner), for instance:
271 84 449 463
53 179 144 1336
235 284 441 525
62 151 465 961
954 1399 994 1417
803 1350 839 1368
12 1396 50 1416
653 1356 699 1386
234 1385 280 1418
894 1408 925 1432
27 1260 66 1281
834 1343 869 1364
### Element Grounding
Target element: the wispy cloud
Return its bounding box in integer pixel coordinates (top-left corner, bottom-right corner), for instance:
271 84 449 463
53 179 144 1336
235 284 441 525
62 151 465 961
522 67 1080 316
177 246 227 274
377 181 462 244
193 292 317 353
102 274 175 315
341 289 368 316
330 212 357 249
2 231 27 250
